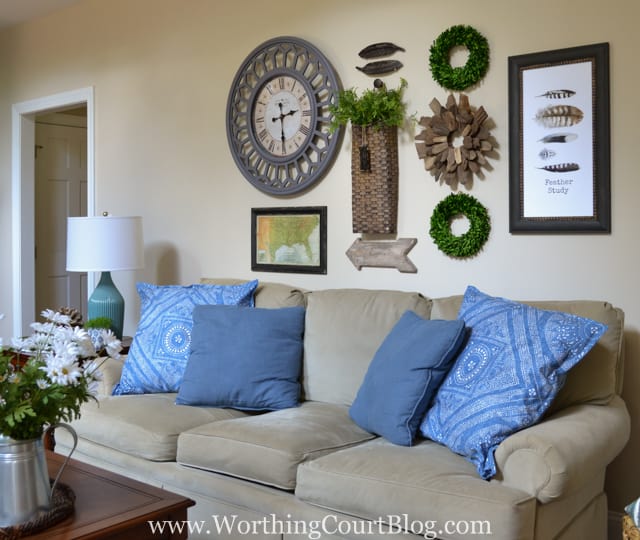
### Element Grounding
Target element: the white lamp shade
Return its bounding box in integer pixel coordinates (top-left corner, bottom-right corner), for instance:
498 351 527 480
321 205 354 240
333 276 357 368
66 215 144 272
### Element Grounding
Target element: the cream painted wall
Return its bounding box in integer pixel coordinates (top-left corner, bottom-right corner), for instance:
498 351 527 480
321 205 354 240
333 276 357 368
1 0 639 516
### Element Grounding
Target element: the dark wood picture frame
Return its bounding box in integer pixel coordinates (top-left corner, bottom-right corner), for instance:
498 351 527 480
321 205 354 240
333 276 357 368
508 42 610 233
251 206 327 274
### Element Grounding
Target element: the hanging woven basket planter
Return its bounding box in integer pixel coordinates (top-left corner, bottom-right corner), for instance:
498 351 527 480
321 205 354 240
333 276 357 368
351 125 399 234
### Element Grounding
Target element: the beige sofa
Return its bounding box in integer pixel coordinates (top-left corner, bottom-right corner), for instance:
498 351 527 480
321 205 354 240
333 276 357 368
55 280 630 540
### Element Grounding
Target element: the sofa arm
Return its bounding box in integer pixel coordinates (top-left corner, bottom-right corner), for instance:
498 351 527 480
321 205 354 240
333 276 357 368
494 396 630 504
94 356 125 397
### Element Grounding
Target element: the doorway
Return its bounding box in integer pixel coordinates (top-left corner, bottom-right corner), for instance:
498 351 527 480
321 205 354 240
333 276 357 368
11 87 95 336
35 108 88 321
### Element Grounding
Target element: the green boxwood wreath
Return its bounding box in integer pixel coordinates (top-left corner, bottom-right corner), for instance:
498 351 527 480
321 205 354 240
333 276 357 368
429 25 490 91
430 193 490 258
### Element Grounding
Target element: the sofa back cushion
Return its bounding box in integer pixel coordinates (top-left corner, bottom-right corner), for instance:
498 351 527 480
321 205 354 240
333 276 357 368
303 289 432 405
201 278 305 308
431 295 625 413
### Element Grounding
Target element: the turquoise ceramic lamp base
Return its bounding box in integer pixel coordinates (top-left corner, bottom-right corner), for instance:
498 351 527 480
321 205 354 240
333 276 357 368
88 271 125 339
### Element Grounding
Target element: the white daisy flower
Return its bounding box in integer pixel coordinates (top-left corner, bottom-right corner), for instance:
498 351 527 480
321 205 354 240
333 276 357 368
87 379 100 397
40 309 71 325
11 337 27 350
30 321 55 334
73 327 96 357
51 339 80 361
101 330 123 358
41 356 82 386
82 359 103 382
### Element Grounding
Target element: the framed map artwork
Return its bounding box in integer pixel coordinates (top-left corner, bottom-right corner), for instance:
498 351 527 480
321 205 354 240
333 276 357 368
251 207 327 274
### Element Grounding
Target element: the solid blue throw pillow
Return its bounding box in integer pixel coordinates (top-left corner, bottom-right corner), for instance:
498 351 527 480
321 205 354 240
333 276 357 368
349 311 466 446
112 280 258 395
176 304 305 410
421 285 607 479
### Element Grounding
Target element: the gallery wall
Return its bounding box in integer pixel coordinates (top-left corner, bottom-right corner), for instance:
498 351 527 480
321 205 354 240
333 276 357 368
0 0 638 517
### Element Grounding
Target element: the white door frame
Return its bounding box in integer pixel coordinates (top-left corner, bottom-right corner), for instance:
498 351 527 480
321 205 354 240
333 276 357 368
11 87 95 336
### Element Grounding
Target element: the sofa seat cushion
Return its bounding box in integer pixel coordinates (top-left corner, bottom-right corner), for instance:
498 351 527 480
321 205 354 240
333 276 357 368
295 437 536 538
70 394 248 461
176 401 375 490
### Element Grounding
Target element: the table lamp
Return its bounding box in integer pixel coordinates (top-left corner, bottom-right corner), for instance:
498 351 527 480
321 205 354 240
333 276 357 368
66 214 144 339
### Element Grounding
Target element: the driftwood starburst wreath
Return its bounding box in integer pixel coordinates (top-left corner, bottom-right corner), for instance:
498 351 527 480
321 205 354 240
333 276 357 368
415 93 494 188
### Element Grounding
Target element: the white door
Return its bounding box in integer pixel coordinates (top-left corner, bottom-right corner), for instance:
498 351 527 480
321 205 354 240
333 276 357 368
35 115 88 320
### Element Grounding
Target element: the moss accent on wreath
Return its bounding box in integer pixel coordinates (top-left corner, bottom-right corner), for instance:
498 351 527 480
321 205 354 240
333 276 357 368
430 193 490 258
429 25 490 91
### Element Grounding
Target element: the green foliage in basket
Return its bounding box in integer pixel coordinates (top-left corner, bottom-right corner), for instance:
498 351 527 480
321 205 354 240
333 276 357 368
330 79 408 132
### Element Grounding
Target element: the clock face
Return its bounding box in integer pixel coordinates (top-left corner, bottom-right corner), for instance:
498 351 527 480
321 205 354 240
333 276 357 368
253 75 313 158
226 37 343 195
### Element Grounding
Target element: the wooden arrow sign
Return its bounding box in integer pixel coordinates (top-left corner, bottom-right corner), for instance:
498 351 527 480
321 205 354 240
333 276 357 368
346 238 418 273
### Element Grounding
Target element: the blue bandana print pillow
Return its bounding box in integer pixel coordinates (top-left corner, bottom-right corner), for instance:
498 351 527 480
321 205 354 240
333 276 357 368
420 285 607 479
112 280 258 395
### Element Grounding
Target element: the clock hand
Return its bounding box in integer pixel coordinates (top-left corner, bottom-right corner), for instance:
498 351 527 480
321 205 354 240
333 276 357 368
269 103 299 146
272 104 298 123
271 102 283 124
278 103 285 142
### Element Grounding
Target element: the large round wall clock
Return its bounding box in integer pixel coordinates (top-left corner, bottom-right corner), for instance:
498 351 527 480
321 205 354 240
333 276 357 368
226 36 343 195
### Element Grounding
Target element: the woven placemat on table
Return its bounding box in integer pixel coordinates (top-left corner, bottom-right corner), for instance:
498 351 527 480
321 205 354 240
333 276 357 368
624 514 640 540
0 482 75 539
625 497 640 540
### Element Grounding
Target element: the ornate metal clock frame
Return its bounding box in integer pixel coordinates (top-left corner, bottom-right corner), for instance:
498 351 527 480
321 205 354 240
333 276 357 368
226 36 343 195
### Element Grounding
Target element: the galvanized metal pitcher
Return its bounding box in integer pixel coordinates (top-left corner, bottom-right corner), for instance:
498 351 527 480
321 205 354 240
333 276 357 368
0 423 77 527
